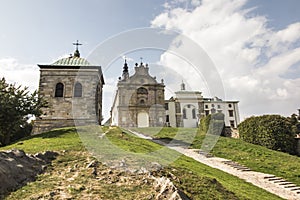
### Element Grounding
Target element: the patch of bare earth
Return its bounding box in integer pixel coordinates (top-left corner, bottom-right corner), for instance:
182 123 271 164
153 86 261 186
5 150 187 200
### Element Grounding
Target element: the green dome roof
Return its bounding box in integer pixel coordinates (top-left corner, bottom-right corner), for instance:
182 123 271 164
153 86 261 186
52 56 91 66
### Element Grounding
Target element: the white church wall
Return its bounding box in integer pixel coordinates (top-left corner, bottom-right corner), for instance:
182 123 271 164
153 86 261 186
111 90 119 126
180 102 199 128
203 101 239 128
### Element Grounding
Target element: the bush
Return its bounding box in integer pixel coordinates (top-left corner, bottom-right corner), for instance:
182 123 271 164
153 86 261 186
238 115 296 154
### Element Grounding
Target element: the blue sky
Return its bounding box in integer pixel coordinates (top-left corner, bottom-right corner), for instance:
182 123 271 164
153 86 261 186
0 0 162 62
1 0 299 61
1 0 300 121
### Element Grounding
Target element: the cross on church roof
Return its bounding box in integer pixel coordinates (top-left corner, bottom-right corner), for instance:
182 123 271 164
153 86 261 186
73 40 82 51
72 40 82 57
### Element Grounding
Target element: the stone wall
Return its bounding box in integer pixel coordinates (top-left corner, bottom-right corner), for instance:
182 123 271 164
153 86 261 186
32 119 75 134
117 83 165 127
33 68 103 134
32 118 98 135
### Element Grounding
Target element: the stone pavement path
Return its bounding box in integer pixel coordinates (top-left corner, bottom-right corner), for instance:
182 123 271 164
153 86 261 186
127 129 300 200
167 145 300 200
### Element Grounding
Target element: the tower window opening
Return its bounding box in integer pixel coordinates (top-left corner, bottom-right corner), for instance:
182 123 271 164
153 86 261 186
74 82 82 97
55 83 64 97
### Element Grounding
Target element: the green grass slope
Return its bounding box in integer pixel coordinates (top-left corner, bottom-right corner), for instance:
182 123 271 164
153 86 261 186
136 127 300 186
0 126 283 200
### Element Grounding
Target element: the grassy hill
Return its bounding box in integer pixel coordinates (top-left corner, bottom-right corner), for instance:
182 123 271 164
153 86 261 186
0 126 285 199
135 127 300 186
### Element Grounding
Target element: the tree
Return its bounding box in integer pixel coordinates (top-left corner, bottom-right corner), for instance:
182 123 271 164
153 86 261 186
0 77 46 146
238 115 296 154
287 114 300 136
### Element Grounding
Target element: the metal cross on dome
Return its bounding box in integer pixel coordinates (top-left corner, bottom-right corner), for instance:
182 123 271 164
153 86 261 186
73 40 82 51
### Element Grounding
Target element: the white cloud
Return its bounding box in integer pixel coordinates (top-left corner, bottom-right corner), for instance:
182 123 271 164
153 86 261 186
0 57 39 92
258 47 300 77
277 23 300 42
120 55 134 62
151 0 300 120
267 22 300 56
158 51 212 97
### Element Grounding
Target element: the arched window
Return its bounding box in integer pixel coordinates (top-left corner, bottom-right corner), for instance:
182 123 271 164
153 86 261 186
74 82 82 97
183 108 187 119
55 83 64 97
192 108 196 119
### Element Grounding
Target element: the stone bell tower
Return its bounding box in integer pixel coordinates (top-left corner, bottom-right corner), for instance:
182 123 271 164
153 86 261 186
33 41 105 134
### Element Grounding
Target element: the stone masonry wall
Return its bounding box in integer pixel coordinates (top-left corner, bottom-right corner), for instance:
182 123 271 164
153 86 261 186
117 83 165 127
32 68 102 134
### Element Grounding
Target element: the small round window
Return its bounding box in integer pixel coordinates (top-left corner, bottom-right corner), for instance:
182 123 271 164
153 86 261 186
140 99 145 104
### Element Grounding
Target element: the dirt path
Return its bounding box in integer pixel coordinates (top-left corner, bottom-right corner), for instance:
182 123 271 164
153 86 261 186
127 129 300 200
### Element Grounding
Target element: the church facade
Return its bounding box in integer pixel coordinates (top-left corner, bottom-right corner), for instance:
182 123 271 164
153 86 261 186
32 45 104 134
111 61 165 127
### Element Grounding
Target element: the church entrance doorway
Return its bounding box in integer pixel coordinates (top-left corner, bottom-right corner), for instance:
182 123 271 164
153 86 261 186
137 112 149 127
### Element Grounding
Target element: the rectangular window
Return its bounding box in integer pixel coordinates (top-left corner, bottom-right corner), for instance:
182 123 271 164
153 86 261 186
230 120 235 128
229 110 234 117
166 115 169 122
205 110 209 116
165 103 169 110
